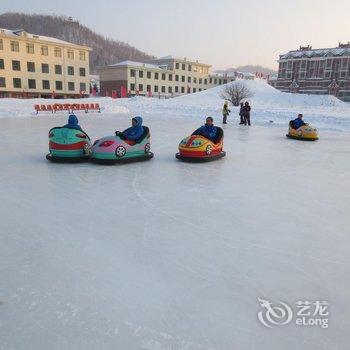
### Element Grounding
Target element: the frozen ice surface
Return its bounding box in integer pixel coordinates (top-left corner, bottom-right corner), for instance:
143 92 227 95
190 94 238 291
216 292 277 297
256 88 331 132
0 111 350 350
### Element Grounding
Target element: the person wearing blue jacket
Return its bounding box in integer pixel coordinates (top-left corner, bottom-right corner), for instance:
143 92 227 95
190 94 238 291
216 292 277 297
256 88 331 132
63 114 82 131
291 114 307 129
116 116 144 141
193 117 218 142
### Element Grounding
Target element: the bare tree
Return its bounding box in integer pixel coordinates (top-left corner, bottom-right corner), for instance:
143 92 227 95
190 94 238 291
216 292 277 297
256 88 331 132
220 82 253 106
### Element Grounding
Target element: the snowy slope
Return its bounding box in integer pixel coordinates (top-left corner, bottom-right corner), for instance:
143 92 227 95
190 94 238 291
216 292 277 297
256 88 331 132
1 79 349 132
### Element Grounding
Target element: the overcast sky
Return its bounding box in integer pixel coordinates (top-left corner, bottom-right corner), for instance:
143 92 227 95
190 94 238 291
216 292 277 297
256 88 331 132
1 0 349 70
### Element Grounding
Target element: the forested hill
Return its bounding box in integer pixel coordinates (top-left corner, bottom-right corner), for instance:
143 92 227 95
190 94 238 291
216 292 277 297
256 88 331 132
0 12 154 72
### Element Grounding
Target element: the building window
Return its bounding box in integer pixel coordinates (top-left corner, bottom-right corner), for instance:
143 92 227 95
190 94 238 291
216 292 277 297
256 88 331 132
181 76 185 82
162 73 166 80
13 78 21 88
199 88 202 92
188 65 192 71
42 64 49 73
175 86 179 93
41 46 48 56
175 75 179 81
55 81 63 90
26 43 34 54
28 79 36 89
209 78 212 84
138 83 143 91
0 39 3 50
55 65 62 74
0 77 5 87
0 59 4 69
154 72 159 80
154 85 158 92
188 76 191 83
161 86 165 93
130 69 135 77
169 74 173 81
68 82 75 91
193 77 197 83
214 79 217 84
67 50 74 59
68 66 74 75
130 83 135 90
193 88 197 93
181 86 185 93
42 80 50 90
182 63 185 70
204 79 207 85
10 41 19 52
27 62 35 72
54 47 62 57
12 60 21 71
79 51 86 61
147 71 151 79
80 83 86 92
168 86 172 93
175 62 179 69
199 78 202 84
147 84 151 92
79 67 86 77
139 70 143 78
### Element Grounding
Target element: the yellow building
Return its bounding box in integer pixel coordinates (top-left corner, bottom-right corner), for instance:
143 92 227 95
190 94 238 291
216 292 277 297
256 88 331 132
0 28 92 98
98 56 226 97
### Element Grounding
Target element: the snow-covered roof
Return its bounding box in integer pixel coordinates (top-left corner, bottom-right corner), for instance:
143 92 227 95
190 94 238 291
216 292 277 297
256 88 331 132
280 47 350 60
154 56 211 66
108 60 163 69
0 28 91 48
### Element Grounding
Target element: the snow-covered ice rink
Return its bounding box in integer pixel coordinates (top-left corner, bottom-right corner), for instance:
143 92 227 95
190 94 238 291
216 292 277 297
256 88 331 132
1 110 350 350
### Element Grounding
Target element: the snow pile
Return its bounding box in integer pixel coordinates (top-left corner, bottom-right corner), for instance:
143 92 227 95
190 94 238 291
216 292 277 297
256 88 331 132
0 79 350 131
116 80 350 131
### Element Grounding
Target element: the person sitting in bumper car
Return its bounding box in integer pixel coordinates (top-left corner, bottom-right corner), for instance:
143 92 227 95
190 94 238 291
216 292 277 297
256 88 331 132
291 114 307 129
116 116 144 141
64 114 83 131
192 117 218 143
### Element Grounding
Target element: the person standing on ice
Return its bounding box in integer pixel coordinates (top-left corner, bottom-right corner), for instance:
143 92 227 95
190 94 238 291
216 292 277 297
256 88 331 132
193 117 218 142
63 114 83 131
242 102 251 126
116 116 144 141
239 102 245 125
291 114 307 129
222 101 231 124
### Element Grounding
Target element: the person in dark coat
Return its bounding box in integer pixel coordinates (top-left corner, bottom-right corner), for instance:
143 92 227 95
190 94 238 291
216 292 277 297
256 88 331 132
242 102 251 126
116 116 144 141
222 101 231 124
193 117 218 142
239 102 245 125
63 114 83 131
291 114 307 129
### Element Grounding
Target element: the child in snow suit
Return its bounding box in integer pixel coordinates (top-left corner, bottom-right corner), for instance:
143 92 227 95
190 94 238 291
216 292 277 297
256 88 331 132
63 114 83 131
116 116 144 141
